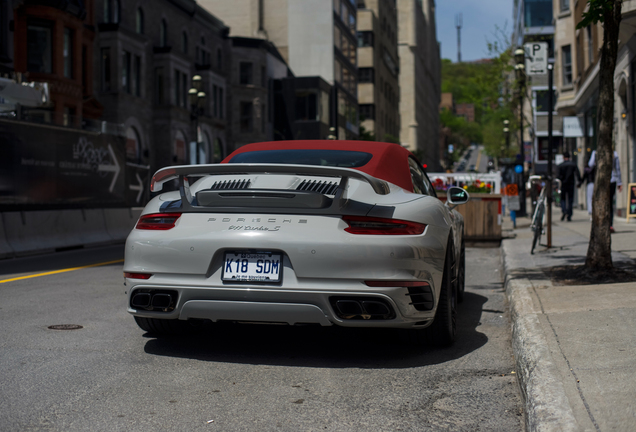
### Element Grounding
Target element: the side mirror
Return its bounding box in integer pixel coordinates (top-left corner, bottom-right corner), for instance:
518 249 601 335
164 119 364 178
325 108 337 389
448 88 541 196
446 187 470 208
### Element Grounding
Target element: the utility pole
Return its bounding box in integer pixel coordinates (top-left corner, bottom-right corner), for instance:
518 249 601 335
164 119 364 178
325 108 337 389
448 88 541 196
456 13 462 63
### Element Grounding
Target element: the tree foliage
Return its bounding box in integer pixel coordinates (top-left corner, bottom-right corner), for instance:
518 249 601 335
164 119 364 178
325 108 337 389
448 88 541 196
440 32 519 161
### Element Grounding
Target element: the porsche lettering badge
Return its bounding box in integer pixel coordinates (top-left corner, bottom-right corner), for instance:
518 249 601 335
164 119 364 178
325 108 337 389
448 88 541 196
207 217 308 232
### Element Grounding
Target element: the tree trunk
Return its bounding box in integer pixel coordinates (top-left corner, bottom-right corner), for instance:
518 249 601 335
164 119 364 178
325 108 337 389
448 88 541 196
585 1 622 270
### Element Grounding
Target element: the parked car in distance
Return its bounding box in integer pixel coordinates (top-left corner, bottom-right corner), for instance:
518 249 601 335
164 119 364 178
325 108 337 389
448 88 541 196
124 140 469 346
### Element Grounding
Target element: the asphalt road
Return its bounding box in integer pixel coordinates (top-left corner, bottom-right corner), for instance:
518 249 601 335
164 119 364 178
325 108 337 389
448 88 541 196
0 244 523 431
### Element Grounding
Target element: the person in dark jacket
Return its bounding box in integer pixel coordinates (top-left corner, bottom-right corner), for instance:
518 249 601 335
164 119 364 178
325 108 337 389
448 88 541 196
557 151 581 221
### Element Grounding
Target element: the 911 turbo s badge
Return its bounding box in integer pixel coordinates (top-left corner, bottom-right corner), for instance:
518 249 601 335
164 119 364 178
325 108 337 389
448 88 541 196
228 225 280 232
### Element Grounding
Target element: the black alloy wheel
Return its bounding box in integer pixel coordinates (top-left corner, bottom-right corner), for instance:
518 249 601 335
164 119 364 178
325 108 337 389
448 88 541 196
457 239 466 303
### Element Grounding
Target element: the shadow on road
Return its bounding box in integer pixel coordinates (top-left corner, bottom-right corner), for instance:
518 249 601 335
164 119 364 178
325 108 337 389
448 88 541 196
0 244 124 276
142 292 490 369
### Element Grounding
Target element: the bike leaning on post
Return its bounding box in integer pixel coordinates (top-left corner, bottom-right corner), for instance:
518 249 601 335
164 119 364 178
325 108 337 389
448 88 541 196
529 175 562 254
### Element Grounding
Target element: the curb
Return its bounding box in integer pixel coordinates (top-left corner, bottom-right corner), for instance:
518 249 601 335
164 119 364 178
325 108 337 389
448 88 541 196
502 240 580 432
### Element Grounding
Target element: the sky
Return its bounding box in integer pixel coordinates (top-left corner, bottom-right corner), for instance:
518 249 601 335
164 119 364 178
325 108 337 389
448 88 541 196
435 0 514 63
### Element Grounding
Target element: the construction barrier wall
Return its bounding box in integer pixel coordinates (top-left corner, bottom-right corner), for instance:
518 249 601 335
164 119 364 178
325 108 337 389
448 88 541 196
0 208 142 259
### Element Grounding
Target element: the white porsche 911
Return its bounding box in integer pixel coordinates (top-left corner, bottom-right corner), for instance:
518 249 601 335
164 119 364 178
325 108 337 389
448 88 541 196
124 141 469 346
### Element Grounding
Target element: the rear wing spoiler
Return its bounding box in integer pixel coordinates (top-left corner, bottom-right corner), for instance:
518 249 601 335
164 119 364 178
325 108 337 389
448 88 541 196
150 163 390 195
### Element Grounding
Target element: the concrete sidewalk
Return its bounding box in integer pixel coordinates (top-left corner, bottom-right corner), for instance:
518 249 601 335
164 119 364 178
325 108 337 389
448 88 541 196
501 207 636 431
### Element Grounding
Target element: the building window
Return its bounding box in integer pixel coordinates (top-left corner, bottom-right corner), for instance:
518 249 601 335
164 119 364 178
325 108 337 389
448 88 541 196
296 92 318 121
101 47 111 91
175 70 183 106
133 55 141 97
524 0 552 28
261 65 267 88
219 87 224 119
182 32 188 54
357 31 374 48
562 45 572 86
181 72 187 108
359 104 375 120
560 0 569 12
63 28 73 79
240 101 253 132
535 90 556 112
212 85 218 117
359 67 374 83
217 48 223 70
136 8 144 34
103 0 120 24
587 26 594 64
81 45 87 91
160 20 168 47
154 67 164 104
240 62 253 85
122 51 131 93
27 23 52 73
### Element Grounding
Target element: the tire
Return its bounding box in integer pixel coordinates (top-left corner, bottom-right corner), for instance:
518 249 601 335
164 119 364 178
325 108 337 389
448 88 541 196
134 316 189 336
457 239 466 303
531 204 544 255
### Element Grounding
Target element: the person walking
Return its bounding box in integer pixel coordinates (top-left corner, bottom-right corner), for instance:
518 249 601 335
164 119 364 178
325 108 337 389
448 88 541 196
579 156 595 219
557 151 581 222
588 149 623 232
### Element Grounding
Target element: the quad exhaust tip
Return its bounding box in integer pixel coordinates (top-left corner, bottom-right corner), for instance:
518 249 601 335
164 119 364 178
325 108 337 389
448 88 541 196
131 290 178 312
330 297 395 320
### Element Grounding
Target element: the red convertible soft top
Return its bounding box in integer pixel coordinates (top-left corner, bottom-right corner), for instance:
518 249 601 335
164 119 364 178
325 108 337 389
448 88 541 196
222 140 417 192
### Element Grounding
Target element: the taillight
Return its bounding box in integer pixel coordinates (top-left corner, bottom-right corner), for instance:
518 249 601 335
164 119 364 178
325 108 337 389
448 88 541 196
364 281 430 287
124 272 153 279
135 213 181 230
342 216 426 235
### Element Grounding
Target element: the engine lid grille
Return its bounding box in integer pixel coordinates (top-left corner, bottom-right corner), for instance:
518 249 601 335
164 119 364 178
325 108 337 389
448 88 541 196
209 179 251 190
296 180 339 195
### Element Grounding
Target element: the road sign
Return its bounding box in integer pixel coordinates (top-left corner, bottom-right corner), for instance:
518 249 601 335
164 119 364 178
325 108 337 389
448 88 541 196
505 184 519 196
524 42 548 75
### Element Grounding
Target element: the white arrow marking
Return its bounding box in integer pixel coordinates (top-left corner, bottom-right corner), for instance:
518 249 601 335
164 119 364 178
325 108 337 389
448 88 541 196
129 172 144 203
98 144 121 193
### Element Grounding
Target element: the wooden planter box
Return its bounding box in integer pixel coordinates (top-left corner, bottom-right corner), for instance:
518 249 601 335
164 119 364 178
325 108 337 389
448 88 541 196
439 193 502 242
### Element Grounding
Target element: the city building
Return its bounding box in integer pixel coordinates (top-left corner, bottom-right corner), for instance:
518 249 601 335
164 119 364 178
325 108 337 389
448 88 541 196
455 103 475 123
514 0 636 216
229 37 290 148
93 0 231 171
12 0 101 125
356 0 400 142
201 0 360 141
513 0 562 174
0 0 14 75
397 0 442 170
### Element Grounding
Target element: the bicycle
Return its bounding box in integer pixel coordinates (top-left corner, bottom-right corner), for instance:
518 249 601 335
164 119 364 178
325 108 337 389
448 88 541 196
528 175 562 254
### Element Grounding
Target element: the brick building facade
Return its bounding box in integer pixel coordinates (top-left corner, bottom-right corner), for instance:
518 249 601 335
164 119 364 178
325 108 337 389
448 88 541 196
93 0 231 171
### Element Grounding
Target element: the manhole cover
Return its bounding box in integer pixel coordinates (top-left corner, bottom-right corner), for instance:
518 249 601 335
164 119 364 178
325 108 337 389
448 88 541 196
48 324 83 330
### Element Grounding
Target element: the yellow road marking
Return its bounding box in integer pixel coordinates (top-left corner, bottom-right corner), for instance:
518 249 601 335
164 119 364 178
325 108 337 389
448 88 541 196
0 259 124 284
475 147 483 172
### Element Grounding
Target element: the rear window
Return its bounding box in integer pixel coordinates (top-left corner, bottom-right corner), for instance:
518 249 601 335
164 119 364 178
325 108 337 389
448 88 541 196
228 149 373 167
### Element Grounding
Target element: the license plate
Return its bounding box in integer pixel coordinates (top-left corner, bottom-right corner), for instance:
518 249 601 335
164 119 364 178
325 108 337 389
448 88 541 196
222 252 282 282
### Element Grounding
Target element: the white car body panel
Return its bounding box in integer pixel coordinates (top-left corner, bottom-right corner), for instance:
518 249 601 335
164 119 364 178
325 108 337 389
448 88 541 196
124 162 465 330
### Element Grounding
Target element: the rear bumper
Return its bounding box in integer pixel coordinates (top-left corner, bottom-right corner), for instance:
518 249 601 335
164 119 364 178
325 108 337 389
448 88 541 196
127 284 436 329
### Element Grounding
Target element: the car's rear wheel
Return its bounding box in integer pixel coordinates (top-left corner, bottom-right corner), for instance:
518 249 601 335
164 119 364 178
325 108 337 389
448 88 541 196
134 316 190 335
404 238 457 347
457 239 466 303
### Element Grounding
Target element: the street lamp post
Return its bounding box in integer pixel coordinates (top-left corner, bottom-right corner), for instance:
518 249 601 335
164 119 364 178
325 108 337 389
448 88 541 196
503 119 510 150
189 75 206 164
514 48 527 217
546 59 555 247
